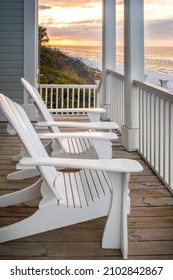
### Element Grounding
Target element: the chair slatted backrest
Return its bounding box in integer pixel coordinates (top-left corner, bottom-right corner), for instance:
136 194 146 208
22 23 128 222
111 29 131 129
21 78 60 134
0 94 61 200
21 78 64 150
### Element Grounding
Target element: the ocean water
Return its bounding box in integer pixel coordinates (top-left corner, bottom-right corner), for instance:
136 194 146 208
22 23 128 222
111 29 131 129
56 45 173 91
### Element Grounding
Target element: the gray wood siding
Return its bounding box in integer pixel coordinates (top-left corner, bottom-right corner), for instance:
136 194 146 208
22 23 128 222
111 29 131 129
0 0 24 103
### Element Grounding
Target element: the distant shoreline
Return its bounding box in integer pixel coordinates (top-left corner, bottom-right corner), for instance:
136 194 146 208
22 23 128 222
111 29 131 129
48 46 173 91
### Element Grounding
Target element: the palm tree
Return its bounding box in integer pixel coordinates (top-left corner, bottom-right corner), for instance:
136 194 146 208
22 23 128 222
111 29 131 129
39 26 49 46
38 26 49 87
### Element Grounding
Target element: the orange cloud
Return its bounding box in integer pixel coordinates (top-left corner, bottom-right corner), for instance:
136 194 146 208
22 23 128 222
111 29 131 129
39 0 173 47
39 0 99 8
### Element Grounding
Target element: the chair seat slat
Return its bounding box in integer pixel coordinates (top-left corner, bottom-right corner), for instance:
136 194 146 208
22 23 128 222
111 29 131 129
57 170 112 208
69 173 81 208
84 170 97 200
74 172 87 207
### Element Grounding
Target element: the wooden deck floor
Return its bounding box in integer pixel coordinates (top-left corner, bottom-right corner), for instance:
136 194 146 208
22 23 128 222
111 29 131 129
0 116 173 260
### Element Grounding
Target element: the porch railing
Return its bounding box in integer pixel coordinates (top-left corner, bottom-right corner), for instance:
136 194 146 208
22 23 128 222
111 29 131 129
99 69 173 192
134 80 173 192
39 84 97 113
107 69 124 131
40 73 173 193
96 69 124 131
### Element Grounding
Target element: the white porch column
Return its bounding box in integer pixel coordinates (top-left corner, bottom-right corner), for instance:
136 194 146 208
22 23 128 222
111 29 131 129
121 0 144 151
102 0 116 120
23 0 38 120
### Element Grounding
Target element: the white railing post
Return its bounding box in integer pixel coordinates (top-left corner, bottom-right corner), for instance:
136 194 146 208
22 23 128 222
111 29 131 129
102 0 116 120
107 69 125 131
121 0 144 151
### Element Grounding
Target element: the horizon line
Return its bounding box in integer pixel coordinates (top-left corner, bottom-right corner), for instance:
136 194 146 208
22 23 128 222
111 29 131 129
46 44 172 48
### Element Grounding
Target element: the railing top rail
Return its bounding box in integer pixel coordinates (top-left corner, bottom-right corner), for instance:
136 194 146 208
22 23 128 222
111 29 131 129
134 80 173 102
107 69 124 81
40 84 97 89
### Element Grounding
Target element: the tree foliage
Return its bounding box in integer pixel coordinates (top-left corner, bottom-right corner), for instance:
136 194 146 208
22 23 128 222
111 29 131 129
39 26 101 85
39 26 49 46
40 46 101 85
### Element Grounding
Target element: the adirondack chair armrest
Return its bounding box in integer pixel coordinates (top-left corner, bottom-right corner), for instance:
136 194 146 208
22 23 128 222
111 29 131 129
48 108 106 114
37 131 118 141
18 158 143 173
48 108 106 122
36 121 119 131
38 131 117 159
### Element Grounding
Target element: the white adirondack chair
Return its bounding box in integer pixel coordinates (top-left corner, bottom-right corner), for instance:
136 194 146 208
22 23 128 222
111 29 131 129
7 78 118 180
21 77 119 158
0 94 143 259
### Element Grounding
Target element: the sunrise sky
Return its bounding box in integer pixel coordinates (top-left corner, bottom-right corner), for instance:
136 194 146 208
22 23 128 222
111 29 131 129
38 0 173 47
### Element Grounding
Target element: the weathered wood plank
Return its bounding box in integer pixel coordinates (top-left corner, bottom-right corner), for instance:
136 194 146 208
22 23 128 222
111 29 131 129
130 175 161 183
131 206 173 216
129 216 173 228
131 188 172 197
131 196 173 207
129 228 173 242
0 241 121 258
0 256 120 260
129 241 173 256
130 182 166 189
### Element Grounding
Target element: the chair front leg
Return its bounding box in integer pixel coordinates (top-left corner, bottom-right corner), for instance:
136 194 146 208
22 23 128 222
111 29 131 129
102 172 130 259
